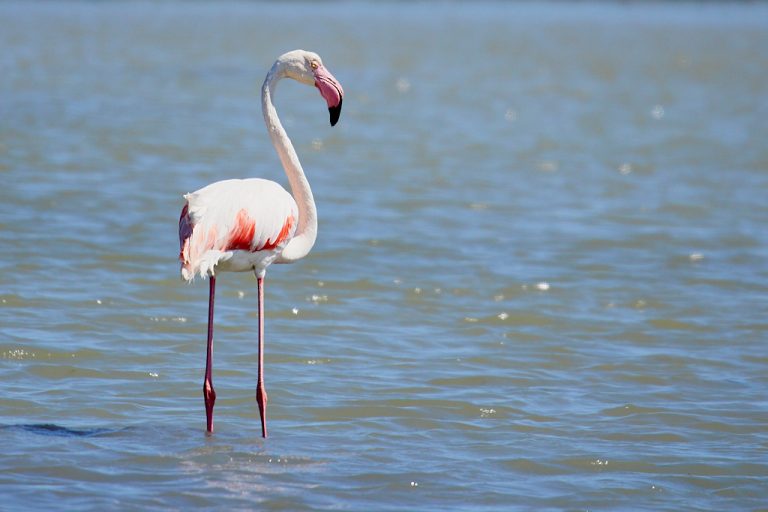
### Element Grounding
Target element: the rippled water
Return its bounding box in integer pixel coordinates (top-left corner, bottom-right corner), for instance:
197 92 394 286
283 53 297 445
2 1 767 510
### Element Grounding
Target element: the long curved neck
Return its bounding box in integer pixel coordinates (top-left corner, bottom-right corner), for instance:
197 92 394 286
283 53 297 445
262 66 317 262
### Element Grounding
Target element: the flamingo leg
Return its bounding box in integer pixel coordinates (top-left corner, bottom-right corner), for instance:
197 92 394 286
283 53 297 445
256 276 268 438
203 276 217 433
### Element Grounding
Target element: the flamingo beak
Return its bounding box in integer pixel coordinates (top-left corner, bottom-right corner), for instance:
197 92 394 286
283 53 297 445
329 99 342 127
314 65 344 126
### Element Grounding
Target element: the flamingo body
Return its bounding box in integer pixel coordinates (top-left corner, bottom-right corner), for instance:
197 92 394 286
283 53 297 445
176 50 344 437
179 178 298 280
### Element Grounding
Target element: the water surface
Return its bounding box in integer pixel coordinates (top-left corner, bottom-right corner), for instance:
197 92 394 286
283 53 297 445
1 1 767 510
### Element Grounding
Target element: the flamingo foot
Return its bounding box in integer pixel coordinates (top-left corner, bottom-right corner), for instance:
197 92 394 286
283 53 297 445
256 383 268 438
204 380 216 433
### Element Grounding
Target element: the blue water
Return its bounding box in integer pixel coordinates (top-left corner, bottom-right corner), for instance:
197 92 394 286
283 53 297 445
1 1 767 510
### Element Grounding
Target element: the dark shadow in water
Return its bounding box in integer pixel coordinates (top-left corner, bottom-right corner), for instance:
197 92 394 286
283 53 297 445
1 423 126 437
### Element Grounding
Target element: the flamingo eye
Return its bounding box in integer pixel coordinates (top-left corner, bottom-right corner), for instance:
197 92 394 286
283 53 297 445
310 60 319 70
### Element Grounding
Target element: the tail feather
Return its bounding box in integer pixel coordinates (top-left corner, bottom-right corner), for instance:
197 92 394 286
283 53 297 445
181 250 229 282
179 199 223 281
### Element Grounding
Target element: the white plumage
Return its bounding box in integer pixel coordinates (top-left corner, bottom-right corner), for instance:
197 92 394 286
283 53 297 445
179 178 298 281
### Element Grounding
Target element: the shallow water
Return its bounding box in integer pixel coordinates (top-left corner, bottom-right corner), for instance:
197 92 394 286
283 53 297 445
1 1 767 510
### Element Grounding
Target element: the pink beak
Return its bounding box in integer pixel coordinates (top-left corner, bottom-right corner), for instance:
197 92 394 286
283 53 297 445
314 65 344 126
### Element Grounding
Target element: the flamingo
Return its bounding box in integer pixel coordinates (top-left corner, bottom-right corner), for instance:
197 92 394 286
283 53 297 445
178 50 344 437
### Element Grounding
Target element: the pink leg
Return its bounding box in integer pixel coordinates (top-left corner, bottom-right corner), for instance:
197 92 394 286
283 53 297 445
256 276 268 438
203 276 217 433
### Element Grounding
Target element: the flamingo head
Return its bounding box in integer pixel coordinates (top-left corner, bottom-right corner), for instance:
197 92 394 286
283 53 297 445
278 49 344 126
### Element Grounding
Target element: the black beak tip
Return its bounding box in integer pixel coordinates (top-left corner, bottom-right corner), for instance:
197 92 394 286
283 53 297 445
329 99 342 127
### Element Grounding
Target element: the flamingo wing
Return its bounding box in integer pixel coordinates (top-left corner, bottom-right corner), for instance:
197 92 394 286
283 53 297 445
179 178 298 280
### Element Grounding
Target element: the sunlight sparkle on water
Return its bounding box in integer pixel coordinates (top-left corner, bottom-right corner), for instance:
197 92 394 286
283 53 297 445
537 161 559 172
3 349 37 360
149 316 187 323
